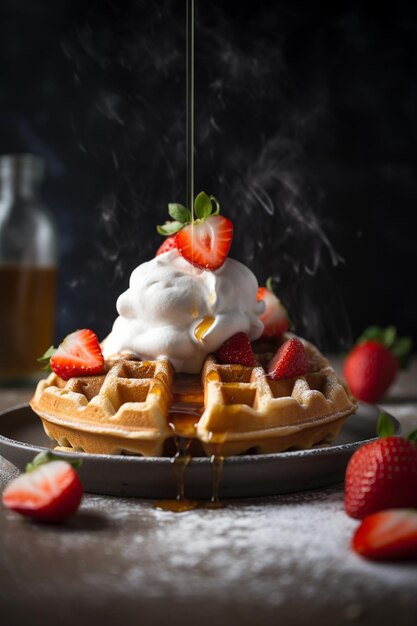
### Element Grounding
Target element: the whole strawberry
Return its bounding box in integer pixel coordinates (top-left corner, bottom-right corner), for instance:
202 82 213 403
345 415 417 519
343 326 412 403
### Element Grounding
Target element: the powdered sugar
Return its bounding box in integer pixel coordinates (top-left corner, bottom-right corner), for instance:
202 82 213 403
47 487 415 606
2 461 417 624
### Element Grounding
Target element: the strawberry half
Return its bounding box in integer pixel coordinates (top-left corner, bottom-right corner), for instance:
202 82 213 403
39 329 104 381
352 509 417 561
257 285 289 339
216 332 255 367
2 456 83 522
344 435 417 519
175 215 233 271
156 235 177 256
267 337 309 380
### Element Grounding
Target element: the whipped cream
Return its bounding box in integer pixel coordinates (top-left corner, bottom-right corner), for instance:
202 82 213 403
102 249 265 373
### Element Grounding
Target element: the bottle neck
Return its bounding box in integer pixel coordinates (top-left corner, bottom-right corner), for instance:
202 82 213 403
0 179 40 202
0 154 44 203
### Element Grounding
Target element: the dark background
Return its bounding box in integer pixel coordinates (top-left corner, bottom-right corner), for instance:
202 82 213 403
1 0 416 353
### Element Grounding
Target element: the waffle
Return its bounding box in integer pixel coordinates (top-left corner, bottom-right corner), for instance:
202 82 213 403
30 336 357 457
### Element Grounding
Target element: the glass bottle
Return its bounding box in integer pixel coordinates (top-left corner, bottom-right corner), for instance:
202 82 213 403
0 154 57 384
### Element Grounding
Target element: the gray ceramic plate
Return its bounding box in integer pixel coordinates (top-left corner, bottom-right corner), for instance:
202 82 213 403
0 403 400 499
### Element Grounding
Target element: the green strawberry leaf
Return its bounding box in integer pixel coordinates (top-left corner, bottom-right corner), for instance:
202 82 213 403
266 276 275 293
377 412 396 438
407 429 417 443
358 326 383 343
210 195 220 215
156 221 184 236
168 203 191 224
357 326 412 370
391 336 413 369
37 345 56 372
194 191 212 220
158 192 221 236
382 326 397 348
26 451 82 474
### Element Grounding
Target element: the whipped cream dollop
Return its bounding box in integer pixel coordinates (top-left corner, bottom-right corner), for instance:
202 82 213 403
102 249 265 373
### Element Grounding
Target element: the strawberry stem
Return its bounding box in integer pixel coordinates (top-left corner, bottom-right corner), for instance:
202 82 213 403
157 192 222 237
357 326 412 369
407 429 417 444
376 412 396 438
25 451 82 474
37 345 56 372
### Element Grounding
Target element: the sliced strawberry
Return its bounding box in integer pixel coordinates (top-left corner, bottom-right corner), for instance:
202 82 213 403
156 235 177 256
268 337 308 380
352 509 417 561
216 333 255 367
175 215 233 271
257 286 289 339
2 460 83 522
49 329 104 381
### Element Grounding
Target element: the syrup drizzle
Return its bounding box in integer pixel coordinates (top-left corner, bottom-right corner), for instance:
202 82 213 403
187 0 195 265
154 373 226 512
209 450 225 508
155 438 199 512
194 315 215 342
154 2 225 512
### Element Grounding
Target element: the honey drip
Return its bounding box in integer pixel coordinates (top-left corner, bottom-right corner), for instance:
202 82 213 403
194 316 215 342
208 451 225 509
155 438 199 512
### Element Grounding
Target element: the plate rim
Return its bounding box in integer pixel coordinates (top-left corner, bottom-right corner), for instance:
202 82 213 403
0 402 401 467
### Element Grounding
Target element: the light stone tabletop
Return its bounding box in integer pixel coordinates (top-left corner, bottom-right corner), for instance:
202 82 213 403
0 358 416 626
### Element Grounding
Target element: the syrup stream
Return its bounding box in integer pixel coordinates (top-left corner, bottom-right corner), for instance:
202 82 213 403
155 1 225 512
187 0 195 266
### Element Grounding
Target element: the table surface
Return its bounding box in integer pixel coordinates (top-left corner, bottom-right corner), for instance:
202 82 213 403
1 358 416 626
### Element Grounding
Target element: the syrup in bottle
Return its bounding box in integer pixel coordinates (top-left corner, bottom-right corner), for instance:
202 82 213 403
0 154 57 384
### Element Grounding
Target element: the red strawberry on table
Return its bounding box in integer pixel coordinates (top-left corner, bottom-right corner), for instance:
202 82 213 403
156 191 233 271
2 452 83 523
268 337 309 380
352 509 417 561
156 235 177 256
257 281 289 339
216 332 255 367
39 328 104 381
343 326 412 403
344 415 417 519
176 215 233 271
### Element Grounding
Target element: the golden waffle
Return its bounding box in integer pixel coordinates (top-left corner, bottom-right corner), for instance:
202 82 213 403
197 339 356 456
31 359 175 456
30 336 356 457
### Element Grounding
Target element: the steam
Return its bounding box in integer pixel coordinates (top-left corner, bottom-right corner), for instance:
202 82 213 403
62 1 351 351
